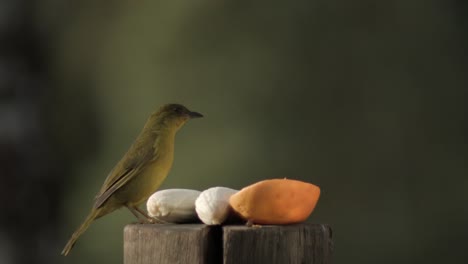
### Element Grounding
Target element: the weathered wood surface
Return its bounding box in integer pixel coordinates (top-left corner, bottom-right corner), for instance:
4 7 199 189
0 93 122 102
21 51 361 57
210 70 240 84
124 224 221 264
124 223 332 264
223 224 333 264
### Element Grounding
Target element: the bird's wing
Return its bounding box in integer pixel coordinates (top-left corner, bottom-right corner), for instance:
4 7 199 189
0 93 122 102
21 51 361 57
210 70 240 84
93 133 158 209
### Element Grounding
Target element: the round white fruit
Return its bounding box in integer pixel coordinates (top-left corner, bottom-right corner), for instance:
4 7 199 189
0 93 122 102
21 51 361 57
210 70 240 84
195 187 238 225
146 189 201 223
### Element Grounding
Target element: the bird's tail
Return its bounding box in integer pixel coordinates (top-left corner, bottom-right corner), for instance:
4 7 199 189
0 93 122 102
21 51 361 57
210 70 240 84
61 208 99 256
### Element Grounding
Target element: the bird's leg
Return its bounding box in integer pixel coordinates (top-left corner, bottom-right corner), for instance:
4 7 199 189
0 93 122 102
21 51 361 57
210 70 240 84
132 206 155 224
133 206 151 219
133 206 168 224
126 206 150 224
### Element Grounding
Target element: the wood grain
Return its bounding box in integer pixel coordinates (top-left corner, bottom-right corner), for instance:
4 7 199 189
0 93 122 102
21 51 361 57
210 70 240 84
124 223 332 264
124 224 221 264
223 224 333 264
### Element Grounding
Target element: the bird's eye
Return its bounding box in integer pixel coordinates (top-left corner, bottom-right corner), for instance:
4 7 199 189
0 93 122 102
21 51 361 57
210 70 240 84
174 107 182 113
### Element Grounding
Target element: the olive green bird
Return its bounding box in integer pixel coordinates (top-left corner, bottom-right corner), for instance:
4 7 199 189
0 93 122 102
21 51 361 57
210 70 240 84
61 104 203 256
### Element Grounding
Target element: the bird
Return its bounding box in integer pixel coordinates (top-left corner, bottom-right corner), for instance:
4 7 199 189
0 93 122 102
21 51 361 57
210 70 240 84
61 103 203 256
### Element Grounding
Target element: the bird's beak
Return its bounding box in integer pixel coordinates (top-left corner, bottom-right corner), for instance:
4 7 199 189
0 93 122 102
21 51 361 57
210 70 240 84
188 111 203 118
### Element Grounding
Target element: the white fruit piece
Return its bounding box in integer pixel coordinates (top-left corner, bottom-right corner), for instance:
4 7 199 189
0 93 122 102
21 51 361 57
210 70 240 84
146 189 201 223
195 187 238 225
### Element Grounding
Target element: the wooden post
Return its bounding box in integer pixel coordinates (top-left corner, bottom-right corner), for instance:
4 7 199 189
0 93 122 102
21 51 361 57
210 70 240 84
124 223 332 264
223 224 333 264
124 224 221 264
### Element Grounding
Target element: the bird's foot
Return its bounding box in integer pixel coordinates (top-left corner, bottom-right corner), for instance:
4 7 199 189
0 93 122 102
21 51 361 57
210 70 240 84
133 218 157 224
143 217 169 224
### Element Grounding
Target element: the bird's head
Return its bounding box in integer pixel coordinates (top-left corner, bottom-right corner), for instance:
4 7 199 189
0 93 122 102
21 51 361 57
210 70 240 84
148 103 203 132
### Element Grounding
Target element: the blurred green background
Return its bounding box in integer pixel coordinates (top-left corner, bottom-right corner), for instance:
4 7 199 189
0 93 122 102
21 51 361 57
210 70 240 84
1 0 467 263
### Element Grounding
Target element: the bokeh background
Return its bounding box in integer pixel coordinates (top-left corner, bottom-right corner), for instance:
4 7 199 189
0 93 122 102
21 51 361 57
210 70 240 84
1 0 467 263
